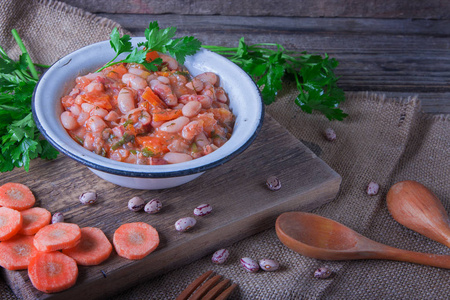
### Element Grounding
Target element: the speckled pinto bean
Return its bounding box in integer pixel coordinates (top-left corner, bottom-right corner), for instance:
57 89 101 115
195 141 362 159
314 266 332 279
79 192 97 205
259 259 279 272
175 217 196 232
324 127 336 141
51 212 64 224
193 204 212 216
128 196 145 212
212 249 229 264
240 257 259 273
366 182 380 196
266 176 281 191
144 199 162 214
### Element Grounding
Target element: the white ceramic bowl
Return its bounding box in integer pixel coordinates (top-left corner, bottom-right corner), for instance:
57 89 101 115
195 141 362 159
32 37 264 189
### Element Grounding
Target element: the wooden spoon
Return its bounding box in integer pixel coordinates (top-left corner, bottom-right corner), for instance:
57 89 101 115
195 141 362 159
275 211 450 269
386 180 450 248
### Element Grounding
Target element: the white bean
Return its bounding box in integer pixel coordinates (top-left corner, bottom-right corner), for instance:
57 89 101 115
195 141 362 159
163 152 193 164
128 67 150 78
104 111 119 122
157 76 170 84
86 116 107 133
69 104 81 116
195 72 218 86
159 116 190 133
60 111 79 130
83 133 95 151
160 54 179 70
195 132 210 148
118 88 135 114
90 107 108 118
182 100 202 118
85 80 104 93
122 73 148 90
81 103 95 113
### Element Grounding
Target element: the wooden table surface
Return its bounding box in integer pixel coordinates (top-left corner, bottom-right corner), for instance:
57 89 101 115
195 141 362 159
60 0 450 115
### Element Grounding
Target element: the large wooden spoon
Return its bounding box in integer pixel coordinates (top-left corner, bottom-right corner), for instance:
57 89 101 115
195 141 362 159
275 211 450 269
386 180 450 248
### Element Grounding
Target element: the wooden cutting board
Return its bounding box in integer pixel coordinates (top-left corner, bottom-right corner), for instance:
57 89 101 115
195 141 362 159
0 114 341 300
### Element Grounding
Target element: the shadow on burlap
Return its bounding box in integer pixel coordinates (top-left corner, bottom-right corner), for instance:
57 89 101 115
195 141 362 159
1 1 449 299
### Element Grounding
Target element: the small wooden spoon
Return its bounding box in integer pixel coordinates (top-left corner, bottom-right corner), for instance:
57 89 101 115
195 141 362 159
275 211 450 269
386 180 450 248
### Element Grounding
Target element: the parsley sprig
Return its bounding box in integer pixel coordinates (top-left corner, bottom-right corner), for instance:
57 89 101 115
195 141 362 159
0 30 59 172
97 22 201 72
203 38 347 120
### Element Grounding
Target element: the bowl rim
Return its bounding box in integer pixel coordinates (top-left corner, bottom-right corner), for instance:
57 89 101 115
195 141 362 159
32 38 264 178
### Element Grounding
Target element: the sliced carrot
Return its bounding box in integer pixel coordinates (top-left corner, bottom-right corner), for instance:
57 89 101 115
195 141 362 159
0 182 35 211
79 93 112 110
105 63 128 79
142 86 167 109
152 108 182 122
113 222 159 260
135 136 169 156
146 50 160 62
62 227 112 266
0 207 23 241
28 251 78 293
19 207 52 235
0 235 38 270
34 223 81 252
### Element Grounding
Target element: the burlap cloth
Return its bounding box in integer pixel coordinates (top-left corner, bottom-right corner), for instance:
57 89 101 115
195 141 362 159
1 0 449 299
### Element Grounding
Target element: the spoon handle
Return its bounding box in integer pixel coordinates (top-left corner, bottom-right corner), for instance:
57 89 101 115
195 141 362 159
375 244 450 269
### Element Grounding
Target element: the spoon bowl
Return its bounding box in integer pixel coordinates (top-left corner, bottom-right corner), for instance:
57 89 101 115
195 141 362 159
386 180 450 248
275 211 450 269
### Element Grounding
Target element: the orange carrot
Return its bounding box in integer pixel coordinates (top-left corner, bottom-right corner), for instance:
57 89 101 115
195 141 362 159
19 207 52 235
0 235 38 270
34 222 81 252
135 136 168 155
62 227 112 266
28 251 78 293
152 108 182 122
146 50 160 62
142 86 167 109
0 182 35 211
113 222 159 260
0 207 23 241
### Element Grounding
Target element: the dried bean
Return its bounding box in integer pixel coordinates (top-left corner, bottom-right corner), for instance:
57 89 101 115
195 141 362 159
128 196 145 212
266 176 281 191
324 128 336 141
366 182 380 196
79 192 97 205
259 258 279 272
51 212 64 224
211 249 229 265
175 217 196 232
240 257 259 273
314 266 332 279
144 199 162 214
194 204 212 216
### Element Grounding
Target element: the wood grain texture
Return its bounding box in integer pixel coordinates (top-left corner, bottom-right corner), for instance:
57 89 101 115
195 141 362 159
0 114 341 300
60 0 450 19
100 14 450 114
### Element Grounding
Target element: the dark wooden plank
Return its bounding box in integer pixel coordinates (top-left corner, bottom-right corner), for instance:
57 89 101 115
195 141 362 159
61 0 450 19
1 114 341 300
100 14 450 114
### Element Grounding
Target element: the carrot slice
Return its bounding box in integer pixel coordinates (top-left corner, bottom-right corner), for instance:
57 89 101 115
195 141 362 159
142 86 167 109
146 50 160 62
28 251 78 293
0 182 35 211
0 207 23 241
152 108 182 122
0 235 38 270
34 223 81 252
113 222 159 260
19 207 52 235
62 227 112 266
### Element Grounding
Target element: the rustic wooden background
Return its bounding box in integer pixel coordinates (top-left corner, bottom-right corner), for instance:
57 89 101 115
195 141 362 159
60 0 450 114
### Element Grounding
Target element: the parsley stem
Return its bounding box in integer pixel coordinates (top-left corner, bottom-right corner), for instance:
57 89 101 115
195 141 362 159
11 29 39 80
